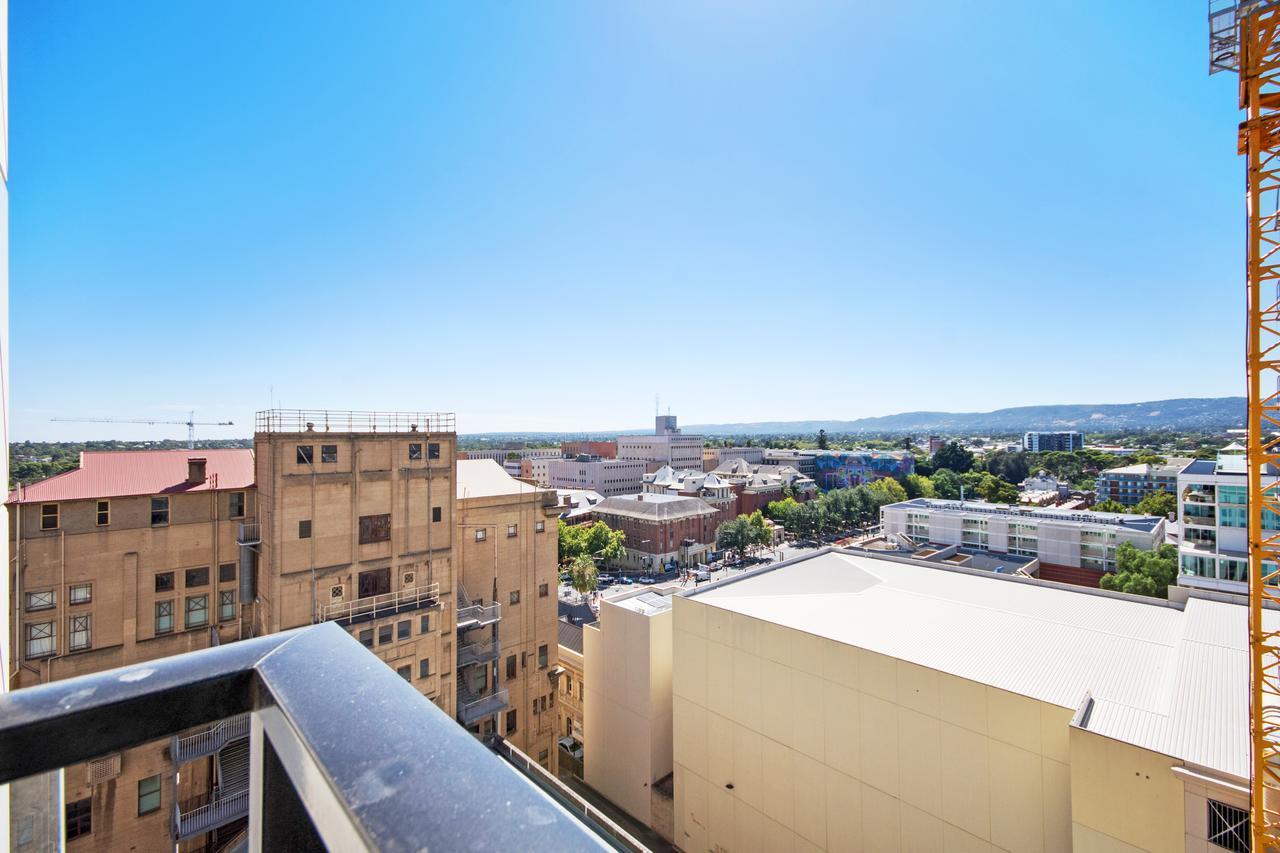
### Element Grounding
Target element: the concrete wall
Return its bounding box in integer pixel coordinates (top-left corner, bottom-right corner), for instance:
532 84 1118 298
583 593 673 827
671 594 1080 852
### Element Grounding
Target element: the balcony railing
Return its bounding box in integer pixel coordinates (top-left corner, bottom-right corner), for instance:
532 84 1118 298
1183 512 1217 527
0 622 618 851
316 583 441 625
237 522 261 546
174 786 250 840
171 712 250 764
457 601 502 630
458 677 510 726
255 409 456 434
458 637 500 668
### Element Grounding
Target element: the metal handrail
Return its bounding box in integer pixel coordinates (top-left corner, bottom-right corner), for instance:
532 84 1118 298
237 522 261 545
174 785 249 840
457 638 499 668
171 712 250 764
0 623 612 851
316 583 440 623
255 409 455 434
456 601 501 628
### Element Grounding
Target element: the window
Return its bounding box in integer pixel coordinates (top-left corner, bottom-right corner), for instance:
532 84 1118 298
432 506 442 523
419 659 431 679
25 590 55 611
475 529 487 542
507 655 517 680
40 503 58 530
420 614 431 633
185 567 209 588
510 590 521 605
538 644 548 669
566 674 573 693
359 513 391 545
155 601 173 634
299 520 312 539
185 595 208 628
151 496 169 526
219 562 236 583
508 524 518 538
358 568 391 598
506 709 517 734
321 444 337 463
538 583 549 598
155 572 174 592
297 445 313 464
409 443 422 460
428 442 440 459
69 615 91 651
378 624 393 645
70 583 92 605
219 591 235 621
398 620 410 640
532 700 538 717
25 621 54 658
359 629 374 648
229 491 246 518
138 775 161 816
1208 799 1249 852
536 520 545 533
66 797 91 840
397 665 411 681
96 500 110 526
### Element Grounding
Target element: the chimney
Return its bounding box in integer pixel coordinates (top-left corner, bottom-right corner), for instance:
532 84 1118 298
188 457 208 485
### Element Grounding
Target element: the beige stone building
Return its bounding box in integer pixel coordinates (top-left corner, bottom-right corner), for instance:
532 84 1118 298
455 459 561 770
8 448 257 851
556 618 585 778
671 549 1259 852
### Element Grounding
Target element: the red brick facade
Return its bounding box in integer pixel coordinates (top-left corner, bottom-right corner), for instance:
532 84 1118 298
593 510 718 556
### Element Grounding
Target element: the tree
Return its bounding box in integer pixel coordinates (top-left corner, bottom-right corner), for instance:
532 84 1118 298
1133 453 1167 466
930 468 963 499
984 451 1029 484
867 477 907 504
1091 499 1128 514
931 441 974 474
558 520 625 565
716 517 753 561
976 473 1018 504
566 553 598 596
1099 543 1177 598
817 429 829 450
789 502 827 541
766 496 801 527
1134 490 1176 518
902 473 936 499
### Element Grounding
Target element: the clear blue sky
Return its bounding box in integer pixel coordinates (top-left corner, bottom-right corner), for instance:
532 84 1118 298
9 2 1245 440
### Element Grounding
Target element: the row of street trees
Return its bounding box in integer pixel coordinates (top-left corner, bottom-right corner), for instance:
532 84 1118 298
715 511 772 561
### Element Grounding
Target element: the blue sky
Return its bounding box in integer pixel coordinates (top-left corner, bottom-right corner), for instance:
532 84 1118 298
10 2 1244 439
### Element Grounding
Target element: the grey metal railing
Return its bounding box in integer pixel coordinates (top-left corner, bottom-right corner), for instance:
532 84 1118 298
0 622 615 851
171 712 250 764
316 583 440 624
457 601 501 630
174 786 250 840
255 409 456 434
457 637 500 668
458 677 510 725
237 522 261 545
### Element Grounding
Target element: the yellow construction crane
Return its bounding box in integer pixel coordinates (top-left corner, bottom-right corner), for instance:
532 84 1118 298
1212 1 1280 848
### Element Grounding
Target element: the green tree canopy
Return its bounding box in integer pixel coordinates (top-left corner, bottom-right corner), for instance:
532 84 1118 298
1134 491 1176 518
984 451 1030 484
931 441 974 474
902 473 937 499
766 496 801 526
1091 499 1128 514
558 520 626 565
816 429 829 450
1098 543 1177 598
976 473 1019 504
566 553 598 595
867 477 907 504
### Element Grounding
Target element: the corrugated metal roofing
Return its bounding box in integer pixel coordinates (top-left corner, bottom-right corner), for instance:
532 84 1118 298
8 448 254 503
690 551 1264 779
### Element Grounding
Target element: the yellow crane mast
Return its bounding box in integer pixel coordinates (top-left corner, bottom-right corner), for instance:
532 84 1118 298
1212 1 1280 848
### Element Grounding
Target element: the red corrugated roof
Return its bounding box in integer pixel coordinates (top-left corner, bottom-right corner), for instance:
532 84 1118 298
8 448 255 504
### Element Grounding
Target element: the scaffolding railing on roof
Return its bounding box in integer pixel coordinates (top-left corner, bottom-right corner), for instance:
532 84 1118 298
255 410 455 434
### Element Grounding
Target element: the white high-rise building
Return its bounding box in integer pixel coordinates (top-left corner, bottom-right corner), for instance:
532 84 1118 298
617 415 704 471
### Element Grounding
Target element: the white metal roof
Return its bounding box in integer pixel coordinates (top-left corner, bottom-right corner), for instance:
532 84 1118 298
456 459 541 499
687 550 1268 780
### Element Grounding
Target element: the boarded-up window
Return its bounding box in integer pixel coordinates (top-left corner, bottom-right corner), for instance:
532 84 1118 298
358 568 391 599
359 514 391 545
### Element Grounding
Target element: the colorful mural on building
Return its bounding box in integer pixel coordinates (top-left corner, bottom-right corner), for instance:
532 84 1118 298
811 451 914 489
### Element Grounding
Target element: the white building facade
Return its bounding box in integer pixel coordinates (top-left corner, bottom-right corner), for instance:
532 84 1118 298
547 457 647 497
1175 451 1278 595
617 415 704 471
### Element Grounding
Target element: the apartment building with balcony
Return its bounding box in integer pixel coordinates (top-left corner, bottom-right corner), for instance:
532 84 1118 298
455 459 561 770
880 498 1166 587
1095 458 1190 506
1023 430 1084 452
7 448 257 850
671 548 1261 852
1175 449 1279 594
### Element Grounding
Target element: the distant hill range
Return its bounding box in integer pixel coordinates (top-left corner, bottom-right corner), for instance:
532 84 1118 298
677 397 1246 436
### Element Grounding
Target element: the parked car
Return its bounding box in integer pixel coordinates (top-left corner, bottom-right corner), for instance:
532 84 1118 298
637 575 657 585
617 576 635 585
597 573 616 586
694 568 712 582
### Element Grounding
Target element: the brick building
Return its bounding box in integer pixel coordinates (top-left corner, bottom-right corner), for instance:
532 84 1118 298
590 493 718 574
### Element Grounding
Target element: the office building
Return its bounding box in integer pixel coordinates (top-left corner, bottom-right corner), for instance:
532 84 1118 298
560 440 617 459
880 498 1166 586
546 456 647 497
671 549 1261 853
1095 458 1190 507
1175 447 1279 595
1023 431 1084 452
617 415 704 472
455 459 561 770
590 493 719 573
717 446 766 465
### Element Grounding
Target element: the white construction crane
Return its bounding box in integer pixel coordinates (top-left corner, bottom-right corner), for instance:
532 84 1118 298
51 411 235 449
